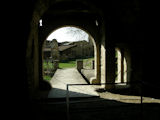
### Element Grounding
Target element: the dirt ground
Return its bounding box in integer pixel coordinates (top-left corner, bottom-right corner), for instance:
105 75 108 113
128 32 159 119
99 91 160 103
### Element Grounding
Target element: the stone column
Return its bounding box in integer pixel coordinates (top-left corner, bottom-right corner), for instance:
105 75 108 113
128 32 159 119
100 41 106 87
90 43 101 84
105 46 115 90
51 39 60 60
53 60 59 71
50 39 60 72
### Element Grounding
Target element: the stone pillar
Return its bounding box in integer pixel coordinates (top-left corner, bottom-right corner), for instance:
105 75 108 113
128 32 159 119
53 60 59 71
76 60 83 72
90 43 101 84
105 46 115 90
100 42 106 87
51 39 59 60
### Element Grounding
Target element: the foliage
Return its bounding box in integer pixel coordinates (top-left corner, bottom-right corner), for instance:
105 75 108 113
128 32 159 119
43 75 52 81
43 57 93 81
43 61 54 70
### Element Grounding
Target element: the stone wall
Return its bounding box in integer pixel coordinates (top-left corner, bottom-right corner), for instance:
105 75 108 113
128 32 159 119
60 40 94 61
25 0 145 99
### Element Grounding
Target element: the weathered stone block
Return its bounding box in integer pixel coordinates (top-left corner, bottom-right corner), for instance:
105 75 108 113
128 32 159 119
53 60 59 70
76 60 83 72
90 77 100 84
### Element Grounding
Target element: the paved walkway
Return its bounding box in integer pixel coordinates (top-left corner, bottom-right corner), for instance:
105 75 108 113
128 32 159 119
48 68 99 98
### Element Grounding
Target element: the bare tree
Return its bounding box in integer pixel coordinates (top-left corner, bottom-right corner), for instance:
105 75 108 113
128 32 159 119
66 27 88 41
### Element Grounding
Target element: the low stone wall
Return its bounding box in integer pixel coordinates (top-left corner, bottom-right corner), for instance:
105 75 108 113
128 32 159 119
81 69 95 84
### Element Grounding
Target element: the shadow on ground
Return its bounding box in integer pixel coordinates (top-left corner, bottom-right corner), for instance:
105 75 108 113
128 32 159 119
96 84 160 99
48 87 99 99
28 88 160 120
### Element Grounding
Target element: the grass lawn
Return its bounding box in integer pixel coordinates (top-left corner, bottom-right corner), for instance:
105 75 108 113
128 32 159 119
43 58 94 69
43 58 93 81
43 60 76 81
59 61 76 68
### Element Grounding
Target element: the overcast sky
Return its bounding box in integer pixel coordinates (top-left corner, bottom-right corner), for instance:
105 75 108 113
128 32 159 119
46 27 89 43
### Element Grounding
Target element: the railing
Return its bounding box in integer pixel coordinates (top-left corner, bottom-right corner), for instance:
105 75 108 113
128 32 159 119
66 82 143 120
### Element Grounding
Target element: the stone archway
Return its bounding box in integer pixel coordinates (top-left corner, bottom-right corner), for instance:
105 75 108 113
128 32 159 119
115 45 132 86
115 48 127 84
26 0 107 96
40 25 101 85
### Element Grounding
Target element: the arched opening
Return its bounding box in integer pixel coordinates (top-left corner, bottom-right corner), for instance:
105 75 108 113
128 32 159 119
26 0 105 97
115 48 127 85
22 1 160 120
42 26 96 82
40 26 100 98
115 46 132 89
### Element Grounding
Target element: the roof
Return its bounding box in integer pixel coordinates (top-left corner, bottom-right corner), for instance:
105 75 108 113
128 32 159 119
59 44 77 51
43 44 77 52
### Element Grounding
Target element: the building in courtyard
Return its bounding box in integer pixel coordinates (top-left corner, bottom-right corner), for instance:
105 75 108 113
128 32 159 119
43 37 94 61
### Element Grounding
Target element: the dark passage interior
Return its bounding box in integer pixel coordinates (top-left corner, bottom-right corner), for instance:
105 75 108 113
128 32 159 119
6 0 160 120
